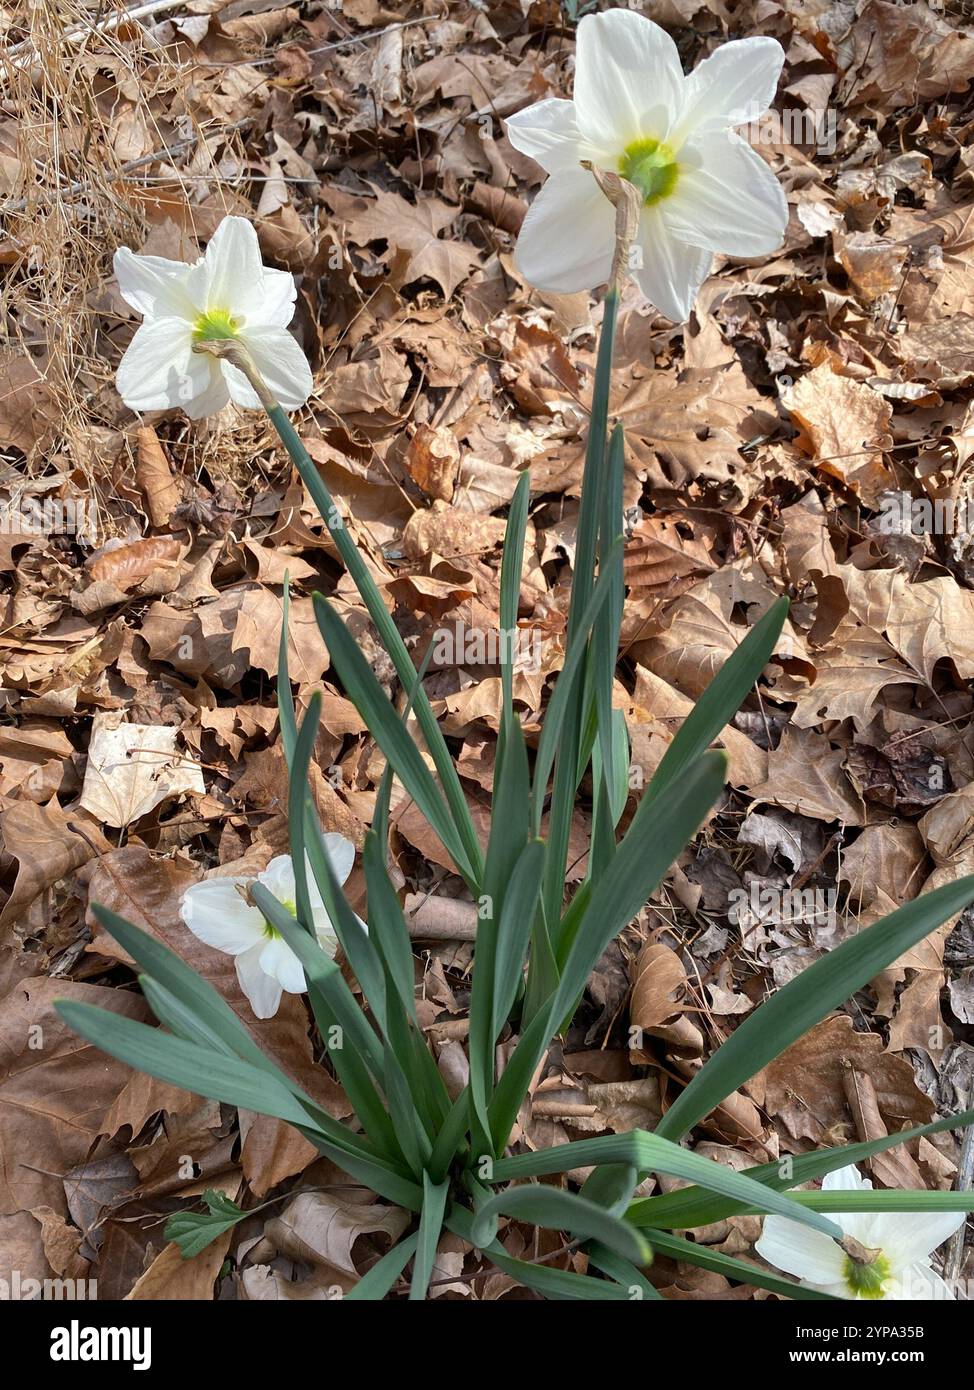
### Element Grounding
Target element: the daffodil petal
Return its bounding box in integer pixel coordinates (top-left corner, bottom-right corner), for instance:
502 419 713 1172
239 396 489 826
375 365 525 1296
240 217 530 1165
320 832 356 885
806 1280 853 1299
311 910 341 958
822 1165 873 1193
116 318 226 416
259 855 298 905
755 1217 847 1286
634 211 712 322
183 360 234 419
180 877 265 953
879 1210 967 1272
674 36 784 142
574 9 683 148
813 1166 886 1250
505 98 583 175
227 327 314 411
254 266 299 327
199 215 267 318
235 941 284 1018
259 934 306 995
665 132 789 258
113 246 199 321
885 1262 956 1300
515 168 614 294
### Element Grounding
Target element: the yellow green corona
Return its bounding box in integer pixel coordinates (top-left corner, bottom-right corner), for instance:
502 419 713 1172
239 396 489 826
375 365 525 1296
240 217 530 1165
193 307 241 341
842 1251 890 1299
618 137 678 205
263 897 296 938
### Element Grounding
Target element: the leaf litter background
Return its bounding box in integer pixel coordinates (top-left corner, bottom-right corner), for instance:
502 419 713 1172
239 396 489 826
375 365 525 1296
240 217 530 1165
2 0 974 1300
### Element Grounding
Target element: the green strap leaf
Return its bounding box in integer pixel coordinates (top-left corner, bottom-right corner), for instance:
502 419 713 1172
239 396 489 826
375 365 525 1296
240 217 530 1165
87 905 294 1082
591 422 626 824
539 285 617 933
629 1107 974 1230
314 592 478 887
490 839 546 1042
499 469 530 716
645 595 789 807
644 1229 840 1301
410 1174 450 1300
428 1088 473 1184
287 689 321 930
344 1232 419 1301
489 1130 841 1239
251 887 403 1165
266 402 483 888
491 751 728 1152
57 995 424 1209
656 875 974 1143
450 1208 632 1299
57 999 331 1136
585 1241 662 1300
470 1185 651 1267
790 1190 974 1214
251 885 384 1077
567 286 618 636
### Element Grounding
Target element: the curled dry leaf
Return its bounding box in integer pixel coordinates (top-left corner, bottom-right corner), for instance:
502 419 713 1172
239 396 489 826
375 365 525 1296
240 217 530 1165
127 1230 235 1301
86 536 183 588
405 424 459 502
239 1111 318 1199
134 426 181 528
630 941 702 1053
263 1191 410 1280
0 801 107 936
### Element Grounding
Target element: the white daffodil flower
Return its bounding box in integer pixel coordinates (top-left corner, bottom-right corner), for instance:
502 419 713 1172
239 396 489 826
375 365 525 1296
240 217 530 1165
113 215 313 418
505 9 789 321
755 1164 966 1300
180 834 364 1019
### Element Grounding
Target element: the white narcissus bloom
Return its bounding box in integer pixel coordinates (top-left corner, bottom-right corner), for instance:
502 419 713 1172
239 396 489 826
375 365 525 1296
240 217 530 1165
505 9 789 321
113 215 313 418
755 1165 966 1300
180 834 365 1019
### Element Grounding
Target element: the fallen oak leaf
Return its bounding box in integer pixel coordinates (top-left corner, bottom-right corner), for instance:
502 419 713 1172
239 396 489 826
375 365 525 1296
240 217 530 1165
781 363 894 505
329 185 480 299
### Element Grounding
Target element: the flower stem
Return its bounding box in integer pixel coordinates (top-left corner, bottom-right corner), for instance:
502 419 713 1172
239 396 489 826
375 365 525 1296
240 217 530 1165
537 284 620 948
580 164 641 299
193 340 485 890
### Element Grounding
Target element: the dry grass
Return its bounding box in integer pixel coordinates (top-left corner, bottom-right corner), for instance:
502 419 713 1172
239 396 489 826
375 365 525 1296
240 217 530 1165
1 1 261 527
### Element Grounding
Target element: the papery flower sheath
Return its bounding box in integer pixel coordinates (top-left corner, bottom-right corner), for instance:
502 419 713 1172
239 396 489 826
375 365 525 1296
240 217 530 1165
113 215 313 417
755 1164 965 1299
180 833 365 1019
505 9 789 320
